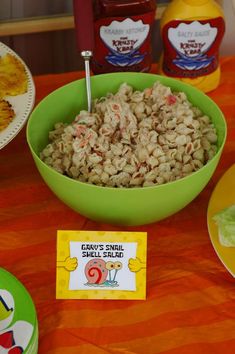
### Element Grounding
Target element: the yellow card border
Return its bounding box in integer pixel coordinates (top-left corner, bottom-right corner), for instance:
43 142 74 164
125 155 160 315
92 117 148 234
56 230 147 300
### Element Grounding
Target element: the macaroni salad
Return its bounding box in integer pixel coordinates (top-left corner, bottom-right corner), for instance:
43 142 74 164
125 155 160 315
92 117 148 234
40 82 218 188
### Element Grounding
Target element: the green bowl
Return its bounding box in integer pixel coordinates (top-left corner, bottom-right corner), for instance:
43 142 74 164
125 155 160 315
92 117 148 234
26 73 227 226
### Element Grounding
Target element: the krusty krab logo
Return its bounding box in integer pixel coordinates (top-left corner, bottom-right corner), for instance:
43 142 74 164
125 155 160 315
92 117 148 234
180 41 206 57
168 21 218 71
112 38 138 54
100 18 150 67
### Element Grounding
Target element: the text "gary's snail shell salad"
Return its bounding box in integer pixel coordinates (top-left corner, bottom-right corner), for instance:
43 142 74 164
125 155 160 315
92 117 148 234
40 82 218 188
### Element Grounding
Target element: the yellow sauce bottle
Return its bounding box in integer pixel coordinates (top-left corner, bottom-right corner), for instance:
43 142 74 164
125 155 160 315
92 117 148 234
159 0 225 92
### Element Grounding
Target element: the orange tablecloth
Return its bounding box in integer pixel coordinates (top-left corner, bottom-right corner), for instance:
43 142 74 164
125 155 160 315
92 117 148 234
1 58 235 354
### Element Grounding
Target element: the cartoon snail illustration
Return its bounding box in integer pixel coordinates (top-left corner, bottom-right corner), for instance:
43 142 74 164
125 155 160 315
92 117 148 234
85 259 123 287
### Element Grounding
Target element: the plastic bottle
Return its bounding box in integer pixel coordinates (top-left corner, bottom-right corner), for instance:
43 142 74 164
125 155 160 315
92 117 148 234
92 0 156 74
158 0 225 92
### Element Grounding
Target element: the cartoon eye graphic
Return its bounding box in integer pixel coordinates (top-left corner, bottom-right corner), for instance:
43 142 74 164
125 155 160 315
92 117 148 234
106 261 115 270
114 261 123 270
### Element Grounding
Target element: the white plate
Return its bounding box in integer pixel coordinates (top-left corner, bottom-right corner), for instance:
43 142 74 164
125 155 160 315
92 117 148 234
0 41 35 149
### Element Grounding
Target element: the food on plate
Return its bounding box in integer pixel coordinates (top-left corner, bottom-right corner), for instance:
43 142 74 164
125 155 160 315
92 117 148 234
40 81 218 188
0 99 15 132
0 53 28 98
213 204 235 247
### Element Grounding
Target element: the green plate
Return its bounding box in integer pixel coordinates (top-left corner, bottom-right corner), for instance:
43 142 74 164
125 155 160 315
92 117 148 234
0 268 38 353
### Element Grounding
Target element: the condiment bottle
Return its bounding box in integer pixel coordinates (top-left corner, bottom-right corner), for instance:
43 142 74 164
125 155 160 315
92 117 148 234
92 0 156 74
158 0 225 92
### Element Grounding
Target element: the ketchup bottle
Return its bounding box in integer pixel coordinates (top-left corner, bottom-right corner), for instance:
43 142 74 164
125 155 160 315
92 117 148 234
92 0 156 74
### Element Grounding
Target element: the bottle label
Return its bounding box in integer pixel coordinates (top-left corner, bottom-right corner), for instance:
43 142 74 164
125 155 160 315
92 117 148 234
93 12 155 73
162 18 225 78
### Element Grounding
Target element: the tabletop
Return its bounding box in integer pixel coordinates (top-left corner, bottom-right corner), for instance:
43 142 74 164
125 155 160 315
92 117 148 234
1 57 235 354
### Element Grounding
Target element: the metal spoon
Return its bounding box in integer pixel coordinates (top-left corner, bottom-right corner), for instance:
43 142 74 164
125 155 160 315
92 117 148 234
73 0 94 113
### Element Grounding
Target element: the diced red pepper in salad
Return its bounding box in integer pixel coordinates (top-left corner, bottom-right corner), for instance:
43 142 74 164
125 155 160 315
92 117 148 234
166 94 177 105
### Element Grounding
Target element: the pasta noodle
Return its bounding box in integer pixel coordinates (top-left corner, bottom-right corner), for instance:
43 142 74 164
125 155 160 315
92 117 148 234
40 81 218 188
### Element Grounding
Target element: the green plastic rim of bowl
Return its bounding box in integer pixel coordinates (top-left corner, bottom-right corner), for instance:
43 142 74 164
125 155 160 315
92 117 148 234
26 73 227 226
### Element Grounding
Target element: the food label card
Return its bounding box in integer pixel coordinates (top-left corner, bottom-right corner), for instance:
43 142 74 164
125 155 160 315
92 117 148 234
56 231 147 300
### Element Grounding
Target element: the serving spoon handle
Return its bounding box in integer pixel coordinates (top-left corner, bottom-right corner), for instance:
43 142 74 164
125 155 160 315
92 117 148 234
73 0 94 113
